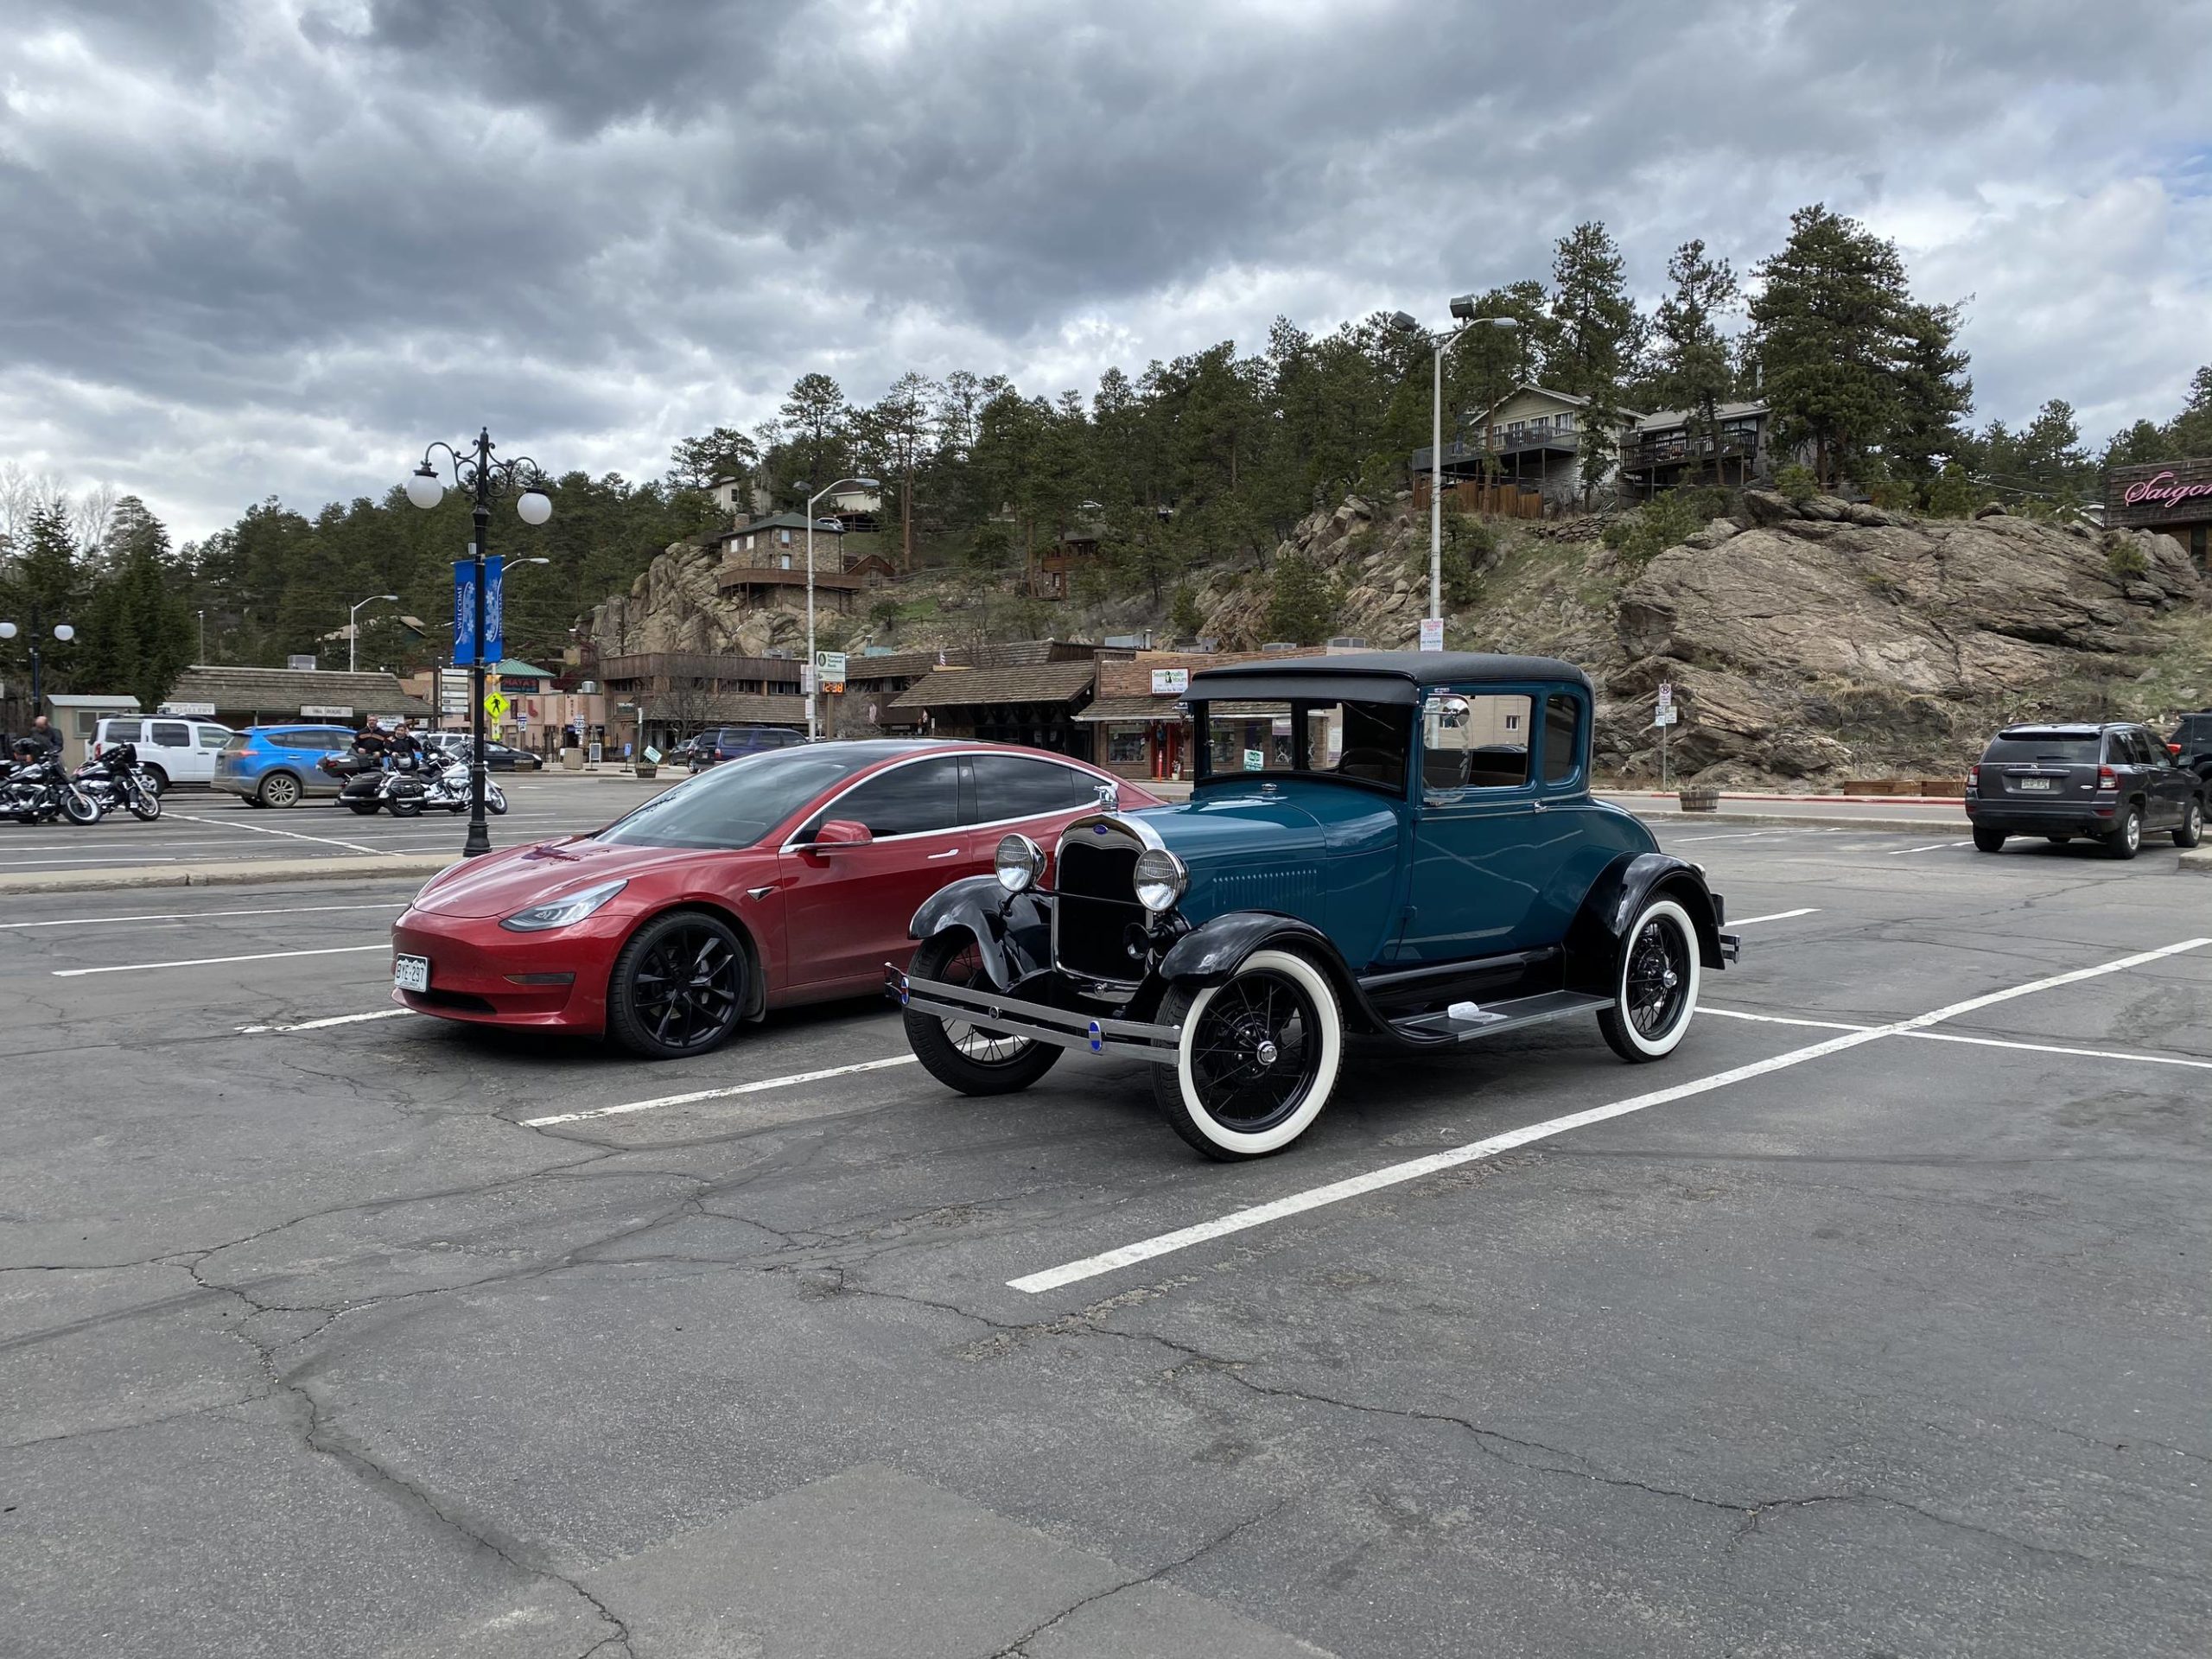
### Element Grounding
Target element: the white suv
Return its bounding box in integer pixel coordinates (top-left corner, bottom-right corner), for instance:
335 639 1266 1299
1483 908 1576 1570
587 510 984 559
93 715 234 792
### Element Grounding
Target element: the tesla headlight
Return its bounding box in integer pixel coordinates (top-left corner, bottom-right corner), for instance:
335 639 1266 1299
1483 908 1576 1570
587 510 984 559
499 879 628 933
1132 849 1188 913
995 833 1045 893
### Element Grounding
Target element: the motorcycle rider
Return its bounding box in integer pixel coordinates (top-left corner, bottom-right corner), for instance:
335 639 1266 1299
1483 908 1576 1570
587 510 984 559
388 720 423 771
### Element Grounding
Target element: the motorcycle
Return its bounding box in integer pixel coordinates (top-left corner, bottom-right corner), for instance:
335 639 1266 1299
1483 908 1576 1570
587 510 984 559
3 753 104 824
325 747 397 815
382 753 508 817
76 741 163 821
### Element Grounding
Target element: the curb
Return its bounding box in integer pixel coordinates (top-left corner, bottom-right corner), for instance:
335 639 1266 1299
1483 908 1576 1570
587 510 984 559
1620 808 1967 835
2181 849 2212 877
0 854 454 897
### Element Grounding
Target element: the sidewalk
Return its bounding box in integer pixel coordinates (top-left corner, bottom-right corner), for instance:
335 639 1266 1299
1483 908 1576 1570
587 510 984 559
0 854 453 897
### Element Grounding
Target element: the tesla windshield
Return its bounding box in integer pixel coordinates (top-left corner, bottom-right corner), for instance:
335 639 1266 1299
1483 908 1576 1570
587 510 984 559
595 747 879 849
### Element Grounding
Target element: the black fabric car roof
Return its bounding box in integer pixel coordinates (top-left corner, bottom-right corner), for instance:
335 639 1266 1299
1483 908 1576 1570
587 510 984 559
1185 651 1592 707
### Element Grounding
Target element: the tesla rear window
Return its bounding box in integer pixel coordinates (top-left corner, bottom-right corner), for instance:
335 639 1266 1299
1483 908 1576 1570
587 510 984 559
596 747 880 849
1981 734 2099 763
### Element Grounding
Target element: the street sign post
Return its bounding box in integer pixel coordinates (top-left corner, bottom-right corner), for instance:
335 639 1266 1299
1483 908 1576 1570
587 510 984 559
1418 618 1445 652
1653 689 1679 789
484 690 510 722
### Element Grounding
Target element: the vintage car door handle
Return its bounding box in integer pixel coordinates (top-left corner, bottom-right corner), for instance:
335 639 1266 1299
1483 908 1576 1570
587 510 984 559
927 847 962 860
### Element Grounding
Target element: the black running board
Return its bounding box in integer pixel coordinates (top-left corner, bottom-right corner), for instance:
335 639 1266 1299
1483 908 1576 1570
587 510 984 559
1386 988 1611 1046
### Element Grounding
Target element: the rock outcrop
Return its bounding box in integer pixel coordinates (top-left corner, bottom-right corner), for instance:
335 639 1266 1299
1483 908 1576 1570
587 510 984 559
588 542 808 658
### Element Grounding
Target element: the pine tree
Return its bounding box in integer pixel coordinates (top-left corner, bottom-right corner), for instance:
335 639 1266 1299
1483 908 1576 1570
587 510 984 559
1652 240 1739 485
1886 301 1974 499
1750 205 1915 488
1262 549 1339 645
1543 222 1643 505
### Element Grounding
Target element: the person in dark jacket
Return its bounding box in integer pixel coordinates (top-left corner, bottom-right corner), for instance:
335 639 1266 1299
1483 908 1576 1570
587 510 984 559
10 715 62 762
387 721 423 770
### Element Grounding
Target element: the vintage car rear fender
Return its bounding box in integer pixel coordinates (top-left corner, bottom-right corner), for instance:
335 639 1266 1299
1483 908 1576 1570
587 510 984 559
908 875 1052 989
1563 852 1725 994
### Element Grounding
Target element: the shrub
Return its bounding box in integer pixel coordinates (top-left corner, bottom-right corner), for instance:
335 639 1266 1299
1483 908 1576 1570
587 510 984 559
1601 490 1710 569
1168 584 1205 639
1923 462 1975 518
1774 463 1819 505
1403 514 1491 608
2106 537 2149 582
1263 550 1344 645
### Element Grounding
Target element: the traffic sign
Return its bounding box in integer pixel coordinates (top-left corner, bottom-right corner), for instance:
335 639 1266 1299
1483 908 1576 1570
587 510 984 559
1417 618 1445 652
1652 707 1678 728
484 690 510 721
817 649 848 695
1656 681 1674 711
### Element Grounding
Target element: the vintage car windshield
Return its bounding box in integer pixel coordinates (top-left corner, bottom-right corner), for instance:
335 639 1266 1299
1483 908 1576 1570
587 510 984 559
1199 699 1409 792
594 747 878 849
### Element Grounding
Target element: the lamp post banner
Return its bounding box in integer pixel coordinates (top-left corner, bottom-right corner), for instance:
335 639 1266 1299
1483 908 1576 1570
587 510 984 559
452 560 477 664
483 555 505 664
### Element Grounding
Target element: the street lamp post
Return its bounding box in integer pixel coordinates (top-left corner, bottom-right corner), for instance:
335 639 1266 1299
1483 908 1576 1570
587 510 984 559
347 594 399 673
1405 301 1518 637
803 476 879 741
0 607 76 709
405 428 552 858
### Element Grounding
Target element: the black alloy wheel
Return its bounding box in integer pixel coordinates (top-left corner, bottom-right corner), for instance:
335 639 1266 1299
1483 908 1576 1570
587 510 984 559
1180 967 1323 1136
609 911 747 1058
1622 914 1691 1042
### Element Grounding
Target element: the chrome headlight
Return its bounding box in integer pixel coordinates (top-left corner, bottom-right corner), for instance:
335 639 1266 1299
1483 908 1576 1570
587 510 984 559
499 878 628 932
1132 848 1188 913
995 833 1045 893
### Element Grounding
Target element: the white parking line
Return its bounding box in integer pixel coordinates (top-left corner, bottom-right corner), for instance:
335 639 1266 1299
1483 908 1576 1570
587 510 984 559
1703 1007 1868 1032
0 902 404 931
1712 1005 2212 1069
522 1054 918 1127
1729 908 1819 926
237 1008 415 1034
1885 840 1974 855
1672 831 1783 843
1006 938 2210 1294
165 811 385 856
52 944 390 977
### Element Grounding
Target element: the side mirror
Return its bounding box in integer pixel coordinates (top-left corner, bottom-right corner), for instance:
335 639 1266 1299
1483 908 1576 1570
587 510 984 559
810 818 873 849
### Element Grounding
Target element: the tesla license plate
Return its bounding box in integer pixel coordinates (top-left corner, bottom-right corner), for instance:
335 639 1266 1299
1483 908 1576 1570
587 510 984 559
393 953 430 993
2017 777 2054 791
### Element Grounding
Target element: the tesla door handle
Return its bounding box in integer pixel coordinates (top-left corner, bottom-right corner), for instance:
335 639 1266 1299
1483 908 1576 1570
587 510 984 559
927 847 962 860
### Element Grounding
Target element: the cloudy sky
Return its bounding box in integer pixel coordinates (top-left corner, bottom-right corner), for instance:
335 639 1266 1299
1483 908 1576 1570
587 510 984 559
4 0 2210 541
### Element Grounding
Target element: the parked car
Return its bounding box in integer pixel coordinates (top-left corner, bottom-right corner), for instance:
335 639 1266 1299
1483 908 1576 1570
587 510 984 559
213 725 359 807
423 733 544 771
893 652 1738 1161
1966 721 2204 858
2170 709 2212 785
92 715 233 793
391 741 1162 1058
689 724 809 767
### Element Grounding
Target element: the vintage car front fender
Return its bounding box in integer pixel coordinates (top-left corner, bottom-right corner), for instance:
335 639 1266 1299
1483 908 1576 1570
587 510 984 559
1153 912 1380 1027
907 875 1052 991
1563 852 1726 995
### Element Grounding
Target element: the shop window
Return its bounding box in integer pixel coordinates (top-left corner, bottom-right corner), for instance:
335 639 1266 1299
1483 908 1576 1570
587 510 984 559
1107 727 1148 766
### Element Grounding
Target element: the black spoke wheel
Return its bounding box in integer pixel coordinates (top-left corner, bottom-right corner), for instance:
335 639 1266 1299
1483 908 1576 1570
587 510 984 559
904 931 1061 1096
609 911 748 1058
1599 897 1700 1063
1154 948 1344 1160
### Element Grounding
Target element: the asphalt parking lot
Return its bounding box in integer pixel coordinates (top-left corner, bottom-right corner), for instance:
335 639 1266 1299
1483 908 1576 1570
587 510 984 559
0 774 657 871
3 822 2207 1656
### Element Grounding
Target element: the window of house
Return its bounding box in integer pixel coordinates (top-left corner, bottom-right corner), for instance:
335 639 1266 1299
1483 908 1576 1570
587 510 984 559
1557 411 1576 432
1106 727 1148 766
779 529 791 545
779 554 791 570
743 534 754 551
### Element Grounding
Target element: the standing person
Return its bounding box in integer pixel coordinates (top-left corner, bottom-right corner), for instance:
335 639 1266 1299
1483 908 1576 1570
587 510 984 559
18 714 62 760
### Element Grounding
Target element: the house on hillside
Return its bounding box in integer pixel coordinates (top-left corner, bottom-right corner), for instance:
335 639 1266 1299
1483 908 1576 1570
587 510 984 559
1412 385 1628 512
1036 522 1107 599
1617 400 1794 499
713 514 864 611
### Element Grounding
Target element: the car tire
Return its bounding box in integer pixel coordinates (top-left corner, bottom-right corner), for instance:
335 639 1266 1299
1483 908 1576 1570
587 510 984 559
257 771 302 809
1972 828 2006 853
1152 947 1344 1160
2105 805 2143 861
607 910 748 1058
904 931 1063 1096
2174 798 2204 849
139 765 168 796
1598 896 1700 1064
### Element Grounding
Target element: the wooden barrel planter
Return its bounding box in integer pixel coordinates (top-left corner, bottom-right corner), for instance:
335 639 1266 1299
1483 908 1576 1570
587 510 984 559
1678 785 1720 813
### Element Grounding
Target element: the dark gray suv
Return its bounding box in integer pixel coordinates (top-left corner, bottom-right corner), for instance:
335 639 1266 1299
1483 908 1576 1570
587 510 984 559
2171 710 2212 786
1966 721 2205 859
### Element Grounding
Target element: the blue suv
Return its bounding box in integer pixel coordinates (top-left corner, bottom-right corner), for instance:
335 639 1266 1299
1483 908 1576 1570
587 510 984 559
213 725 359 808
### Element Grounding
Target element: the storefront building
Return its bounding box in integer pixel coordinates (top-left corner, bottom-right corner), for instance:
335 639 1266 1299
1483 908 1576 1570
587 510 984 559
2106 458 2212 570
1078 648 1329 781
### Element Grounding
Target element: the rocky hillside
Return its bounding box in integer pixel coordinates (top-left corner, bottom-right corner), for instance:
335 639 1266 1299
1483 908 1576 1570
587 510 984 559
583 494 2206 786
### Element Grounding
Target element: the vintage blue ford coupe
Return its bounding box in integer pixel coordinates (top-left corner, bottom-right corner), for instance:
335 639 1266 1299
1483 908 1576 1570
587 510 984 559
889 652 1738 1160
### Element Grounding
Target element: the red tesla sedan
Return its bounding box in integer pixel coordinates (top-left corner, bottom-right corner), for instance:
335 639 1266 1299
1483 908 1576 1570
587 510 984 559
391 741 1160 1057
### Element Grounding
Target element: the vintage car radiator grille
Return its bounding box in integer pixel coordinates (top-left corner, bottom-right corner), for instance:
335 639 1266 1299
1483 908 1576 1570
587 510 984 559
1054 840 1147 982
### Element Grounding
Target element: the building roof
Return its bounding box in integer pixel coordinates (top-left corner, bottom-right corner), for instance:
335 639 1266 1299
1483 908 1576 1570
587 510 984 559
1187 651 1592 706
165 665 433 718
46 693 141 708
719 512 843 538
1631 400 1770 431
492 658 556 679
1074 695 1188 723
888 661 1098 711
682 693 809 727
846 640 1090 683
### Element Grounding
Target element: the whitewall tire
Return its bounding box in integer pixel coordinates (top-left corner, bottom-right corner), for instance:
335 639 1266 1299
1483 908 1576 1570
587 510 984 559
1597 896 1700 1063
1152 948 1344 1160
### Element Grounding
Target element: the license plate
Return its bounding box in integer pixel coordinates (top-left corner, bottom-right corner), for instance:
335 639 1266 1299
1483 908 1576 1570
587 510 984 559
393 954 430 993
2017 777 2054 791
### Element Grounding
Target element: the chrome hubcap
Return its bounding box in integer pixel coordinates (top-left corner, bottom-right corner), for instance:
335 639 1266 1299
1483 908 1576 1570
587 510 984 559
1255 1038 1280 1066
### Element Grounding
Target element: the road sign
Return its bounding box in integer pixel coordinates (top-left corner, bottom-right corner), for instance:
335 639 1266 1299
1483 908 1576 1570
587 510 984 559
1653 707 1678 728
817 650 847 695
1418 618 1445 652
1656 681 1674 711
484 690 510 721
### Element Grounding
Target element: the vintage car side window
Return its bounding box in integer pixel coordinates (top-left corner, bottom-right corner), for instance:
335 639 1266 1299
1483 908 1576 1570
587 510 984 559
1541 693 1580 785
1204 700 1406 790
1423 692 1531 791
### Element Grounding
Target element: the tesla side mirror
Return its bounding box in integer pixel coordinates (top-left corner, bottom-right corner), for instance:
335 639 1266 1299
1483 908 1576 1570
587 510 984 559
810 818 873 849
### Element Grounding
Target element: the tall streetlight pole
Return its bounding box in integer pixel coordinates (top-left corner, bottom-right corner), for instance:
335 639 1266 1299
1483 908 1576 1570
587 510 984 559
803 476 879 741
347 594 399 673
0 608 76 709
405 429 553 857
1402 302 1517 638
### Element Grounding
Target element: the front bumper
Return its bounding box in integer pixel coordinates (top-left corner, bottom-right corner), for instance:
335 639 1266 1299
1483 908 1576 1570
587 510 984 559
392 912 613 1032
887 964 1181 1065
